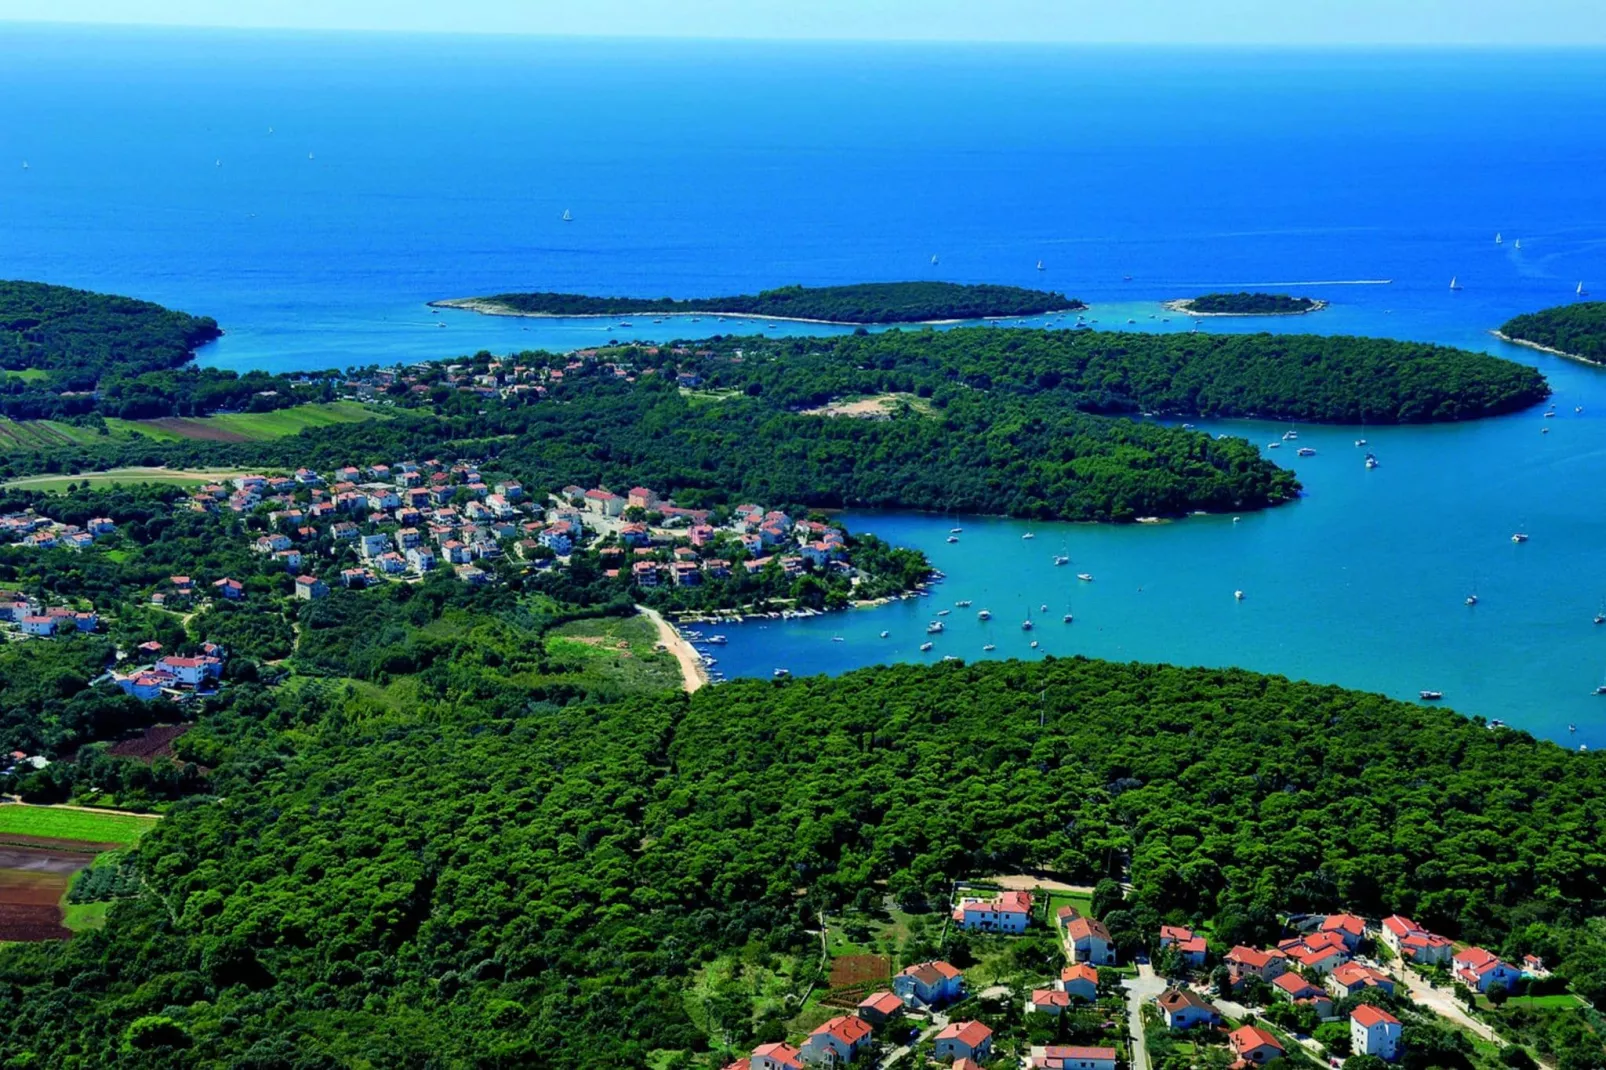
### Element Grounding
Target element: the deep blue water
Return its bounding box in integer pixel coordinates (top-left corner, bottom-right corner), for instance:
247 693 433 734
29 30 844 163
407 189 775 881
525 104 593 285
4 27 1606 741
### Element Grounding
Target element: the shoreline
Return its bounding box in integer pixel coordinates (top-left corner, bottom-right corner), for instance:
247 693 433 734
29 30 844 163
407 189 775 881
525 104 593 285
635 604 708 694
428 297 1086 328
1491 330 1602 367
1164 298 1328 318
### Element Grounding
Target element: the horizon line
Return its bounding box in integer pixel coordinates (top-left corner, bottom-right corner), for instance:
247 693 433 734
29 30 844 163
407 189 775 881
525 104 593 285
6 18 1606 48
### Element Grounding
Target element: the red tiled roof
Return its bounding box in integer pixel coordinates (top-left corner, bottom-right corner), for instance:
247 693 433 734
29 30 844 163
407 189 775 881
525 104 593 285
812 1015 871 1045
1067 916 1111 942
1160 924 1195 941
1230 1025 1284 1055
1046 1046 1119 1061
1060 963 1099 984
1322 913 1367 937
1352 1005 1400 1028
936 1020 992 1047
1032 989 1072 1009
1381 914 1418 937
858 990 903 1016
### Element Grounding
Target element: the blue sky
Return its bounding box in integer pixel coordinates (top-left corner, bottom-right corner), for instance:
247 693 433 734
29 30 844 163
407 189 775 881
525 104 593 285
3 0 1604 44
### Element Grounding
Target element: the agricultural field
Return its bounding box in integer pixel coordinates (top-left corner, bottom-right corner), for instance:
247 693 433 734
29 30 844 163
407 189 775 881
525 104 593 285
104 400 390 443
2 467 256 493
1 369 49 382
0 417 112 450
0 805 157 942
0 804 159 848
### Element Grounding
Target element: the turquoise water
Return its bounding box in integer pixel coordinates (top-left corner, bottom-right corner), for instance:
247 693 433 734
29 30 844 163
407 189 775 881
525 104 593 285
3 28 1606 741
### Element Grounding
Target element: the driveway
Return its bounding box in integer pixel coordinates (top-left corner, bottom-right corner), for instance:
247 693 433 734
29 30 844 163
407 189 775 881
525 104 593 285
1124 961 1169 1070
1389 965 1554 1069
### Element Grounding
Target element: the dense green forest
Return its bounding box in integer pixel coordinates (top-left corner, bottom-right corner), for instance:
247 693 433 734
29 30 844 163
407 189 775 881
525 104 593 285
440 281 1084 323
3 656 1606 1066
1179 292 1320 315
1501 302 1606 364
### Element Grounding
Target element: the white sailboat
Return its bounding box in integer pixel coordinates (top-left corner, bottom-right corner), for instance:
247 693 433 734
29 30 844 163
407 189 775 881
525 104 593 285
1495 232 1502 244
1449 276 1463 291
1036 260 1045 271
1514 239 1522 250
562 208 573 222
930 254 940 266
1579 282 1589 297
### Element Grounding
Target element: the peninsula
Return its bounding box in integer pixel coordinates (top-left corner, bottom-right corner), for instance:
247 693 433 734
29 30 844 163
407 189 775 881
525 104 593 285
431 281 1084 325
1167 291 1325 316
1498 301 1606 364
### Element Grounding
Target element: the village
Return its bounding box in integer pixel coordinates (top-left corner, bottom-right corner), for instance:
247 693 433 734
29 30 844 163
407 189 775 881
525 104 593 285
711 882 1556 1070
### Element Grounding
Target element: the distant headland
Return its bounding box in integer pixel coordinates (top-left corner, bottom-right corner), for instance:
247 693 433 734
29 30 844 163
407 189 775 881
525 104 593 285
1166 292 1326 317
431 281 1085 326
1497 301 1606 365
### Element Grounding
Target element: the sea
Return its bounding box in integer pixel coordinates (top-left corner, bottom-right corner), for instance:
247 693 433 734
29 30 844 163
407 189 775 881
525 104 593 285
3 26 1606 743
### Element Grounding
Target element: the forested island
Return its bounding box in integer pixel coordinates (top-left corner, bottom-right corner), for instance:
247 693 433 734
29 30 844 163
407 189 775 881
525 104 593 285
3 639 1606 1066
1499 301 1606 364
433 281 1084 324
1169 291 1324 316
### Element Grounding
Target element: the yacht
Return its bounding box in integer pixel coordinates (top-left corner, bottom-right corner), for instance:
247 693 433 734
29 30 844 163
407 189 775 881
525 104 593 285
1466 594 1478 606
955 599 972 607
1365 454 1379 469
977 608 992 620
1267 441 1281 449
1297 447 1317 457
1021 532 1035 540
1595 683 1606 696
1282 429 1298 440
1021 616 1034 631
1511 532 1530 543
1495 232 1503 244
879 630 889 638
1355 438 1367 447
926 621 945 634
937 609 950 616
562 208 573 222
1037 260 1045 271
950 527 963 533
706 635 728 645
943 655 961 662
946 535 959 543
1570 723 1577 732
1419 690 1444 701
1489 720 1507 730
1449 276 1463 291
1063 611 1073 623
919 641 933 652
1077 572 1095 582
831 636 845 643
773 668 790 678
1040 603 1048 612
1594 614 1605 626
1235 590 1245 601
982 643 996 652
1030 640 1040 649
1053 554 1070 566
1515 239 1522 250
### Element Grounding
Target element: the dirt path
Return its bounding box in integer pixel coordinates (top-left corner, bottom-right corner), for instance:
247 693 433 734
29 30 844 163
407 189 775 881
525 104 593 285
635 605 708 694
1 796 161 819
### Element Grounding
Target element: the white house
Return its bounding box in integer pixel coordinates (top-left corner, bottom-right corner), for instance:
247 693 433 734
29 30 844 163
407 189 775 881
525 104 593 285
935 1021 993 1064
1156 987 1220 1030
1453 948 1522 993
952 889 1033 933
1381 915 1453 966
1031 1045 1119 1070
892 960 963 1007
1351 1005 1402 1061
799 1016 871 1066
360 533 391 560
1065 916 1117 965
157 655 222 687
1059 963 1099 1002
18 615 57 637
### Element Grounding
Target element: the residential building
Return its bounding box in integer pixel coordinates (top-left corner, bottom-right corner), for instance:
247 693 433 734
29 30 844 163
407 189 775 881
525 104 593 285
1030 1045 1119 1070
799 1015 871 1066
934 1021 993 1064
213 578 244 600
1029 989 1073 1015
116 671 170 701
1058 963 1099 1002
18 615 57 637
1328 962 1395 998
1320 913 1368 951
1159 924 1208 967
1225 946 1287 986
892 960 963 1008
1066 915 1117 965
1157 988 1220 1030
1277 932 1349 975
1272 974 1325 1002
295 575 328 600
721 1042 804 1070
406 547 436 573
1453 948 1522 994
1381 916 1453 965
1351 1005 1402 1060
952 889 1033 933
1229 1025 1285 1067
856 990 903 1026
360 533 391 559
584 488 623 517
157 655 222 687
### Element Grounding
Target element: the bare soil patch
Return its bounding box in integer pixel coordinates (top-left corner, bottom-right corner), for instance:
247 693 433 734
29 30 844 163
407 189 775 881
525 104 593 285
138 417 252 442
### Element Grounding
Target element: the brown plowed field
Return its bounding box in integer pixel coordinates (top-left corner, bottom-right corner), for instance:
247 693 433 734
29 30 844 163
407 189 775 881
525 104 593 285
136 418 252 442
109 723 192 761
0 844 101 941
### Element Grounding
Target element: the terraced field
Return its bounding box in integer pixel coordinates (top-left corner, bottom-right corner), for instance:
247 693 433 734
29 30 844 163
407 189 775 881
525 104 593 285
0 418 110 450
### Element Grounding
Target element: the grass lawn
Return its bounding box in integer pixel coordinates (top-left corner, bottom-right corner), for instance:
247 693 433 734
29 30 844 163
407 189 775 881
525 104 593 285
0 803 159 847
105 400 391 443
1043 890 1095 920
544 615 683 695
1 369 49 383
1495 993 1583 1010
3 467 257 493
62 899 113 932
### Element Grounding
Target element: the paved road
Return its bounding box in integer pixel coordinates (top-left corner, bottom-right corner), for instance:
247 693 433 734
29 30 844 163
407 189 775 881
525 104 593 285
1124 961 1168 1070
879 1012 947 1069
1388 964 1558 1069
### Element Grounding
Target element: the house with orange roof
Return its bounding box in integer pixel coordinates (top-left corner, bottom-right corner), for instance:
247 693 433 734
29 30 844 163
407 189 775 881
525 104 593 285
723 1042 804 1070
856 990 904 1026
1453 948 1521 993
1229 1025 1285 1067
800 1015 872 1065
1065 915 1116 965
1277 931 1349 975
952 889 1033 933
1351 1005 1402 1060
1225 946 1287 986
1328 961 1396 998
1320 913 1368 951
1030 988 1074 1015
1059 963 1099 1002
1159 924 1209 966
893 960 964 1007
1380 915 1453 965
935 1020 993 1064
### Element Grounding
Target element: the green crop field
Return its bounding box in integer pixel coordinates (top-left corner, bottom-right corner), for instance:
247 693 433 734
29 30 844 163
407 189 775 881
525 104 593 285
105 400 392 443
3 467 257 493
0 804 159 847
0 417 113 450
1 369 49 383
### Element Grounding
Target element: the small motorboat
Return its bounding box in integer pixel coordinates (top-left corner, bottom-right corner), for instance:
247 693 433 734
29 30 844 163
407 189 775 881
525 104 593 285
1511 533 1530 543
937 609 950 617
1466 595 1478 606
1077 573 1094 582
977 609 992 620
955 600 972 607
879 630 890 638
1267 442 1281 449
1297 447 1317 457
831 636 845 643
1355 438 1367 447
1022 532 1035 540
926 621 945 634
773 668 790 678
1030 640 1040 649
1053 555 1070 566
950 527 963 533
1420 690 1444 701
946 535 959 543
919 641 934 652
1234 590 1245 601
707 635 728 645
982 643 996 652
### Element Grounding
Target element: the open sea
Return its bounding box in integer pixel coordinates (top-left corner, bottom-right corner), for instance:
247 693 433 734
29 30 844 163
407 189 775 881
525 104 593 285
3 27 1606 742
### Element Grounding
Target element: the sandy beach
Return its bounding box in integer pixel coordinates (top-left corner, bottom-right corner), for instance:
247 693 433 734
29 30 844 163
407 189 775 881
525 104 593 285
1492 330 1602 367
635 605 708 693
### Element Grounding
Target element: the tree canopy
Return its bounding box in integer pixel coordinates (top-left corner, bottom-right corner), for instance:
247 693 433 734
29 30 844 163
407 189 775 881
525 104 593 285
1501 302 1606 364
1179 292 1320 315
